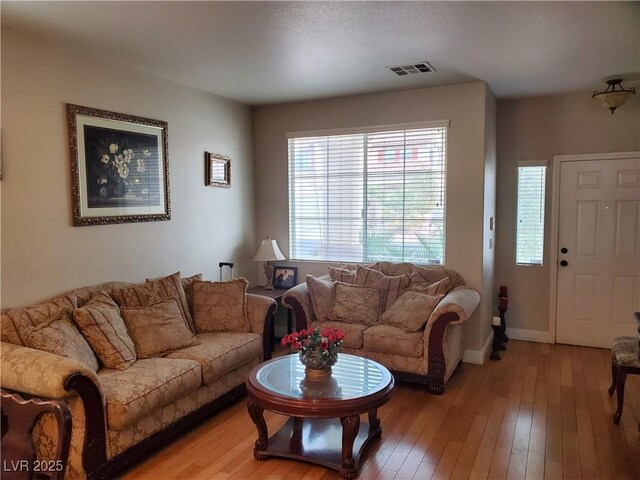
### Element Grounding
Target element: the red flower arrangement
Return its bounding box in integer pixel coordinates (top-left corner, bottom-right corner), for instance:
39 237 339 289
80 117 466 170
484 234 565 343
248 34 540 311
281 327 345 370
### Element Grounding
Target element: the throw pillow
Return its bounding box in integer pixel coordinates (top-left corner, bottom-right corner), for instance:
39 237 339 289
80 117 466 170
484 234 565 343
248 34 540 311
380 291 444 332
192 278 250 333
355 265 411 311
73 291 137 370
26 311 100 371
331 282 380 325
408 274 452 296
306 275 335 322
1 294 77 346
114 271 195 333
120 299 199 358
181 273 203 318
328 267 356 284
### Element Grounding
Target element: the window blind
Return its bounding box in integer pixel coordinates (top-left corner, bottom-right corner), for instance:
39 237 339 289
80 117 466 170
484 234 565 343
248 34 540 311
288 125 447 264
516 164 547 266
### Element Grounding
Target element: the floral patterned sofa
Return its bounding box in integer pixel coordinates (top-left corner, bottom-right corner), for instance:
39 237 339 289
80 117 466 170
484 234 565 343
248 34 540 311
0 273 276 479
282 262 480 394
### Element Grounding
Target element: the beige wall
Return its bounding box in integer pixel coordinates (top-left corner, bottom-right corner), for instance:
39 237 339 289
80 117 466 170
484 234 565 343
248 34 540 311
495 91 640 335
254 82 493 351
1 29 256 307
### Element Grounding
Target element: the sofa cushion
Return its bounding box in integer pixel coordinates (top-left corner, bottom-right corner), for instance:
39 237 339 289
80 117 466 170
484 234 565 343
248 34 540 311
328 267 356 284
120 300 199 358
192 278 249 333
363 324 424 358
380 291 444 332
1 294 77 346
331 282 380 325
98 357 201 430
166 332 262 384
312 321 367 349
612 336 640 367
113 272 194 333
355 265 411 311
26 311 100 371
73 291 137 370
306 275 335 322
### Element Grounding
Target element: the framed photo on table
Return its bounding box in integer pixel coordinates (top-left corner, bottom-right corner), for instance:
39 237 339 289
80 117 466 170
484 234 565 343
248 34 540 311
272 266 298 289
67 104 170 226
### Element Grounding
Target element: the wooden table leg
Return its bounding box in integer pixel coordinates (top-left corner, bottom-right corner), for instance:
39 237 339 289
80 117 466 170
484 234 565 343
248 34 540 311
247 399 268 460
340 415 360 479
613 368 627 425
368 409 382 437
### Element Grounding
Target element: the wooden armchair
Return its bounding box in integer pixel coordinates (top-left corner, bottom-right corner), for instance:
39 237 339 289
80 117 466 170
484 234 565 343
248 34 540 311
608 312 640 426
1 389 71 480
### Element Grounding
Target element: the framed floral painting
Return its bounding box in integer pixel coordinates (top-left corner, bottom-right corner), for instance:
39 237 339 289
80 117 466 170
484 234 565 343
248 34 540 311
67 104 170 226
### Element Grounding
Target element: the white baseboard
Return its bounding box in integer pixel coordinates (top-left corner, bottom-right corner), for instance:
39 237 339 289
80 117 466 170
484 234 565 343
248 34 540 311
463 330 493 365
462 328 553 365
507 327 554 344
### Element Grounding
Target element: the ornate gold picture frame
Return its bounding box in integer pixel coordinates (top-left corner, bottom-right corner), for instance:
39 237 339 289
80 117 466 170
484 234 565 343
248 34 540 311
67 104 170 226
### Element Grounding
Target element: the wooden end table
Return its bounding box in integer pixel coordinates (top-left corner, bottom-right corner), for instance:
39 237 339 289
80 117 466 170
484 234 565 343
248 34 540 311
246 354 394 479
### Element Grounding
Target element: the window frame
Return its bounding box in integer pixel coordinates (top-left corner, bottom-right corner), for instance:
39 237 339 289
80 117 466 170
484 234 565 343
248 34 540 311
287 121 449 265
515 160 548 267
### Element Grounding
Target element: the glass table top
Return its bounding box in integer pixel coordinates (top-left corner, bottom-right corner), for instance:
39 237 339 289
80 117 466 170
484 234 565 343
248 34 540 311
254 353 391 400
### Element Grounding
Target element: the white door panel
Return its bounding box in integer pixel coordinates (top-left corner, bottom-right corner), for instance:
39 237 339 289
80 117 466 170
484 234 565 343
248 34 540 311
556 156 640 347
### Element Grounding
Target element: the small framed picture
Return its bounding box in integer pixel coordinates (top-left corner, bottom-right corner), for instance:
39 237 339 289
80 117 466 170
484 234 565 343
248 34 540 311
205 152 231 187
272 266 298 289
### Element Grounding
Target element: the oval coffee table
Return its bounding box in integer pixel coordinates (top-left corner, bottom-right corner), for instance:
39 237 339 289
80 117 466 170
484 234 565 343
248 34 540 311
246 353 394 479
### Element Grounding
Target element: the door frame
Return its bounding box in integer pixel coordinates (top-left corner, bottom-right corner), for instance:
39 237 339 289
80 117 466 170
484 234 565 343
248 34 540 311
549 151 640 344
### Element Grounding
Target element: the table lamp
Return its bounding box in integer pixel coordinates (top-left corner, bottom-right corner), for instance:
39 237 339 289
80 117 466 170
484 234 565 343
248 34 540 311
253 235 285 289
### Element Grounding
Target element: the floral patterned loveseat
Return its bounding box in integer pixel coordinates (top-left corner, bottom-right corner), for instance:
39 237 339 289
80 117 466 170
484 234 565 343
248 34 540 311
0 274 276 479
282 262 480 394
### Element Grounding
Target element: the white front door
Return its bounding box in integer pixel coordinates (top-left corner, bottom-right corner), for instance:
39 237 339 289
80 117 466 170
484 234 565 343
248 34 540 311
556 154 640 347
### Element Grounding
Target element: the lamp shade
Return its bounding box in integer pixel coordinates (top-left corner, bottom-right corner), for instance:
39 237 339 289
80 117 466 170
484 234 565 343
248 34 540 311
594 90 635 112
592 79 636 114
253 236 286 262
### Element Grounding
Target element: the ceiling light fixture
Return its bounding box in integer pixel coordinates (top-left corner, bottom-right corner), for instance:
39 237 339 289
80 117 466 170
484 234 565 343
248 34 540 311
592 79 636 114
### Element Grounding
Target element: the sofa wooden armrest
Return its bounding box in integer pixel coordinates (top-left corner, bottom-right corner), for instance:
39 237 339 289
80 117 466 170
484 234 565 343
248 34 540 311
417 287 479 394
247 294 278 359
1 342 108 476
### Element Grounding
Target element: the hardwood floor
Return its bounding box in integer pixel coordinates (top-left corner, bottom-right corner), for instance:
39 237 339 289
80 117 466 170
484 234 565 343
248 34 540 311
123 341 640 479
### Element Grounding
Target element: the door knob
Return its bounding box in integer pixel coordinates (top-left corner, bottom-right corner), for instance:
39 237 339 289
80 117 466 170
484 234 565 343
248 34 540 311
560 260 568 267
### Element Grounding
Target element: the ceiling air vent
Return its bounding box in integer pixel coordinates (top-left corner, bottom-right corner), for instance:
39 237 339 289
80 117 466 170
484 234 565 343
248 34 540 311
387 61 436 76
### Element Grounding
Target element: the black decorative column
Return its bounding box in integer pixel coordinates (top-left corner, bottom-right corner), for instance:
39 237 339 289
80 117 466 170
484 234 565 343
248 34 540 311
490 285 510 361
498 285 509 343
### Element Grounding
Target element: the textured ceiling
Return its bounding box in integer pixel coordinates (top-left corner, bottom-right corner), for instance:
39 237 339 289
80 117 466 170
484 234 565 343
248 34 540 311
3 1 639 105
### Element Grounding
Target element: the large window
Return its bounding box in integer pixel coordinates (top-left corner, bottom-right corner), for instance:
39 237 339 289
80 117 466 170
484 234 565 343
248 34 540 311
516 161 547 266
288 123 448 264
